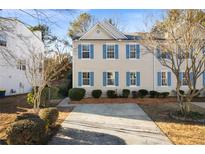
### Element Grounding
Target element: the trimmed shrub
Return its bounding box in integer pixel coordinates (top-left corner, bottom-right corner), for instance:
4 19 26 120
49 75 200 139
6 118 46 145
107 90 117 98
68 88 86 101
39 107 59 127
132 91 138 98
160 92 169 98
15 113 40 121
122 89 130 98
149 91 159 98
138 89 148 98
92 90 102 98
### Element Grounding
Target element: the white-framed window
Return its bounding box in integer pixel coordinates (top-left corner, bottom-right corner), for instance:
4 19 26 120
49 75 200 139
130 72 136 85
0 33 7 47
106 45 115 59
82 72 90 86
107 72 115 86
17 60 26 71
161 71 168 86
82 44 90 59
182 72 188 86
129 45 136 59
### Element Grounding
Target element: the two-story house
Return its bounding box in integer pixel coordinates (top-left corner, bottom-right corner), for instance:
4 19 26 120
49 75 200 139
0 18 44 96
72 21 205 97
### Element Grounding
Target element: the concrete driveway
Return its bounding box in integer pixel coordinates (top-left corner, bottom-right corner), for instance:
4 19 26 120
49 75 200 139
192 102 205 109
49 103 172 145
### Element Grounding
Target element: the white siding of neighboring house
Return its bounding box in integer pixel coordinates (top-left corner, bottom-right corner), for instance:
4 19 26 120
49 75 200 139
0 19 44 96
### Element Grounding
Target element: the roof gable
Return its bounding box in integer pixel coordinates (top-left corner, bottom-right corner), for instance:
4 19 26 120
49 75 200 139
80 24 116 40
79 22 127 40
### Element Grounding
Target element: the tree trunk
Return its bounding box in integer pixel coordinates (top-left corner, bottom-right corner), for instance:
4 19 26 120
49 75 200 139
178 96 192 116
176 83 185 114
184 97 192 114
32 88 43 114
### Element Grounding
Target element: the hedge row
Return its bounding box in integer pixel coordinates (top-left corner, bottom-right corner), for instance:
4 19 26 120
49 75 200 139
68 88 171 101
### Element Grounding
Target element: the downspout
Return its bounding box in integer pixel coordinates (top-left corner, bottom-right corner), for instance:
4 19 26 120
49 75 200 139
153 50 155 91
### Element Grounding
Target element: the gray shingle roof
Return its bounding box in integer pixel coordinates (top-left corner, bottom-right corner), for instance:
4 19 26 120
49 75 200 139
73 21 143 40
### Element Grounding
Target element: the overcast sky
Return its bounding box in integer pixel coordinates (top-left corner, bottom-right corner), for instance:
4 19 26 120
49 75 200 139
0 9 167 39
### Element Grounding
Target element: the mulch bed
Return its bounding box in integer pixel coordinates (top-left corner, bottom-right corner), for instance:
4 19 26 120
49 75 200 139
70 97 177 104
139 102 205 144
169 111 205 124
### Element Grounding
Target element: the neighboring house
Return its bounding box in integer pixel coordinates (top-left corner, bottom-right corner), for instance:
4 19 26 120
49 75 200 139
0 18 44 96
72 21 205 96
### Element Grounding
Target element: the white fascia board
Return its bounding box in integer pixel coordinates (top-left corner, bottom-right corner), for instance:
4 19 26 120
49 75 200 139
79 22 118 40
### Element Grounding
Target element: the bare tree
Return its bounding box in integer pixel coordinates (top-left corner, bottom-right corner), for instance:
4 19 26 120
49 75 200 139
68 13 96 39
23 37 72 113
140 10 205 115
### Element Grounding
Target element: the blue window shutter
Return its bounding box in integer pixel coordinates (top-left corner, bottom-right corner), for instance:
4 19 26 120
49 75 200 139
157 72 162 86
78 44 82 59
90 72 94 86
90 44 94 59
179 72 183 82
126 44 129 59
136 45 140 59
168 72 171 86
203 72 205 86
78 72 82 86
115 44 119 59
103 44 106 59
126 72 130 86
103 72 106 86
136 72 140 86
115 72 119 86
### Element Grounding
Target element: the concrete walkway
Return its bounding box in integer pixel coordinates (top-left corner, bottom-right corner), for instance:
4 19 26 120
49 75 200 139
49 103 172 145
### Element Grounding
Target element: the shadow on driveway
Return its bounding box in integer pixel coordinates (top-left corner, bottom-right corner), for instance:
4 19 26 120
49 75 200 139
49 127 126 145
